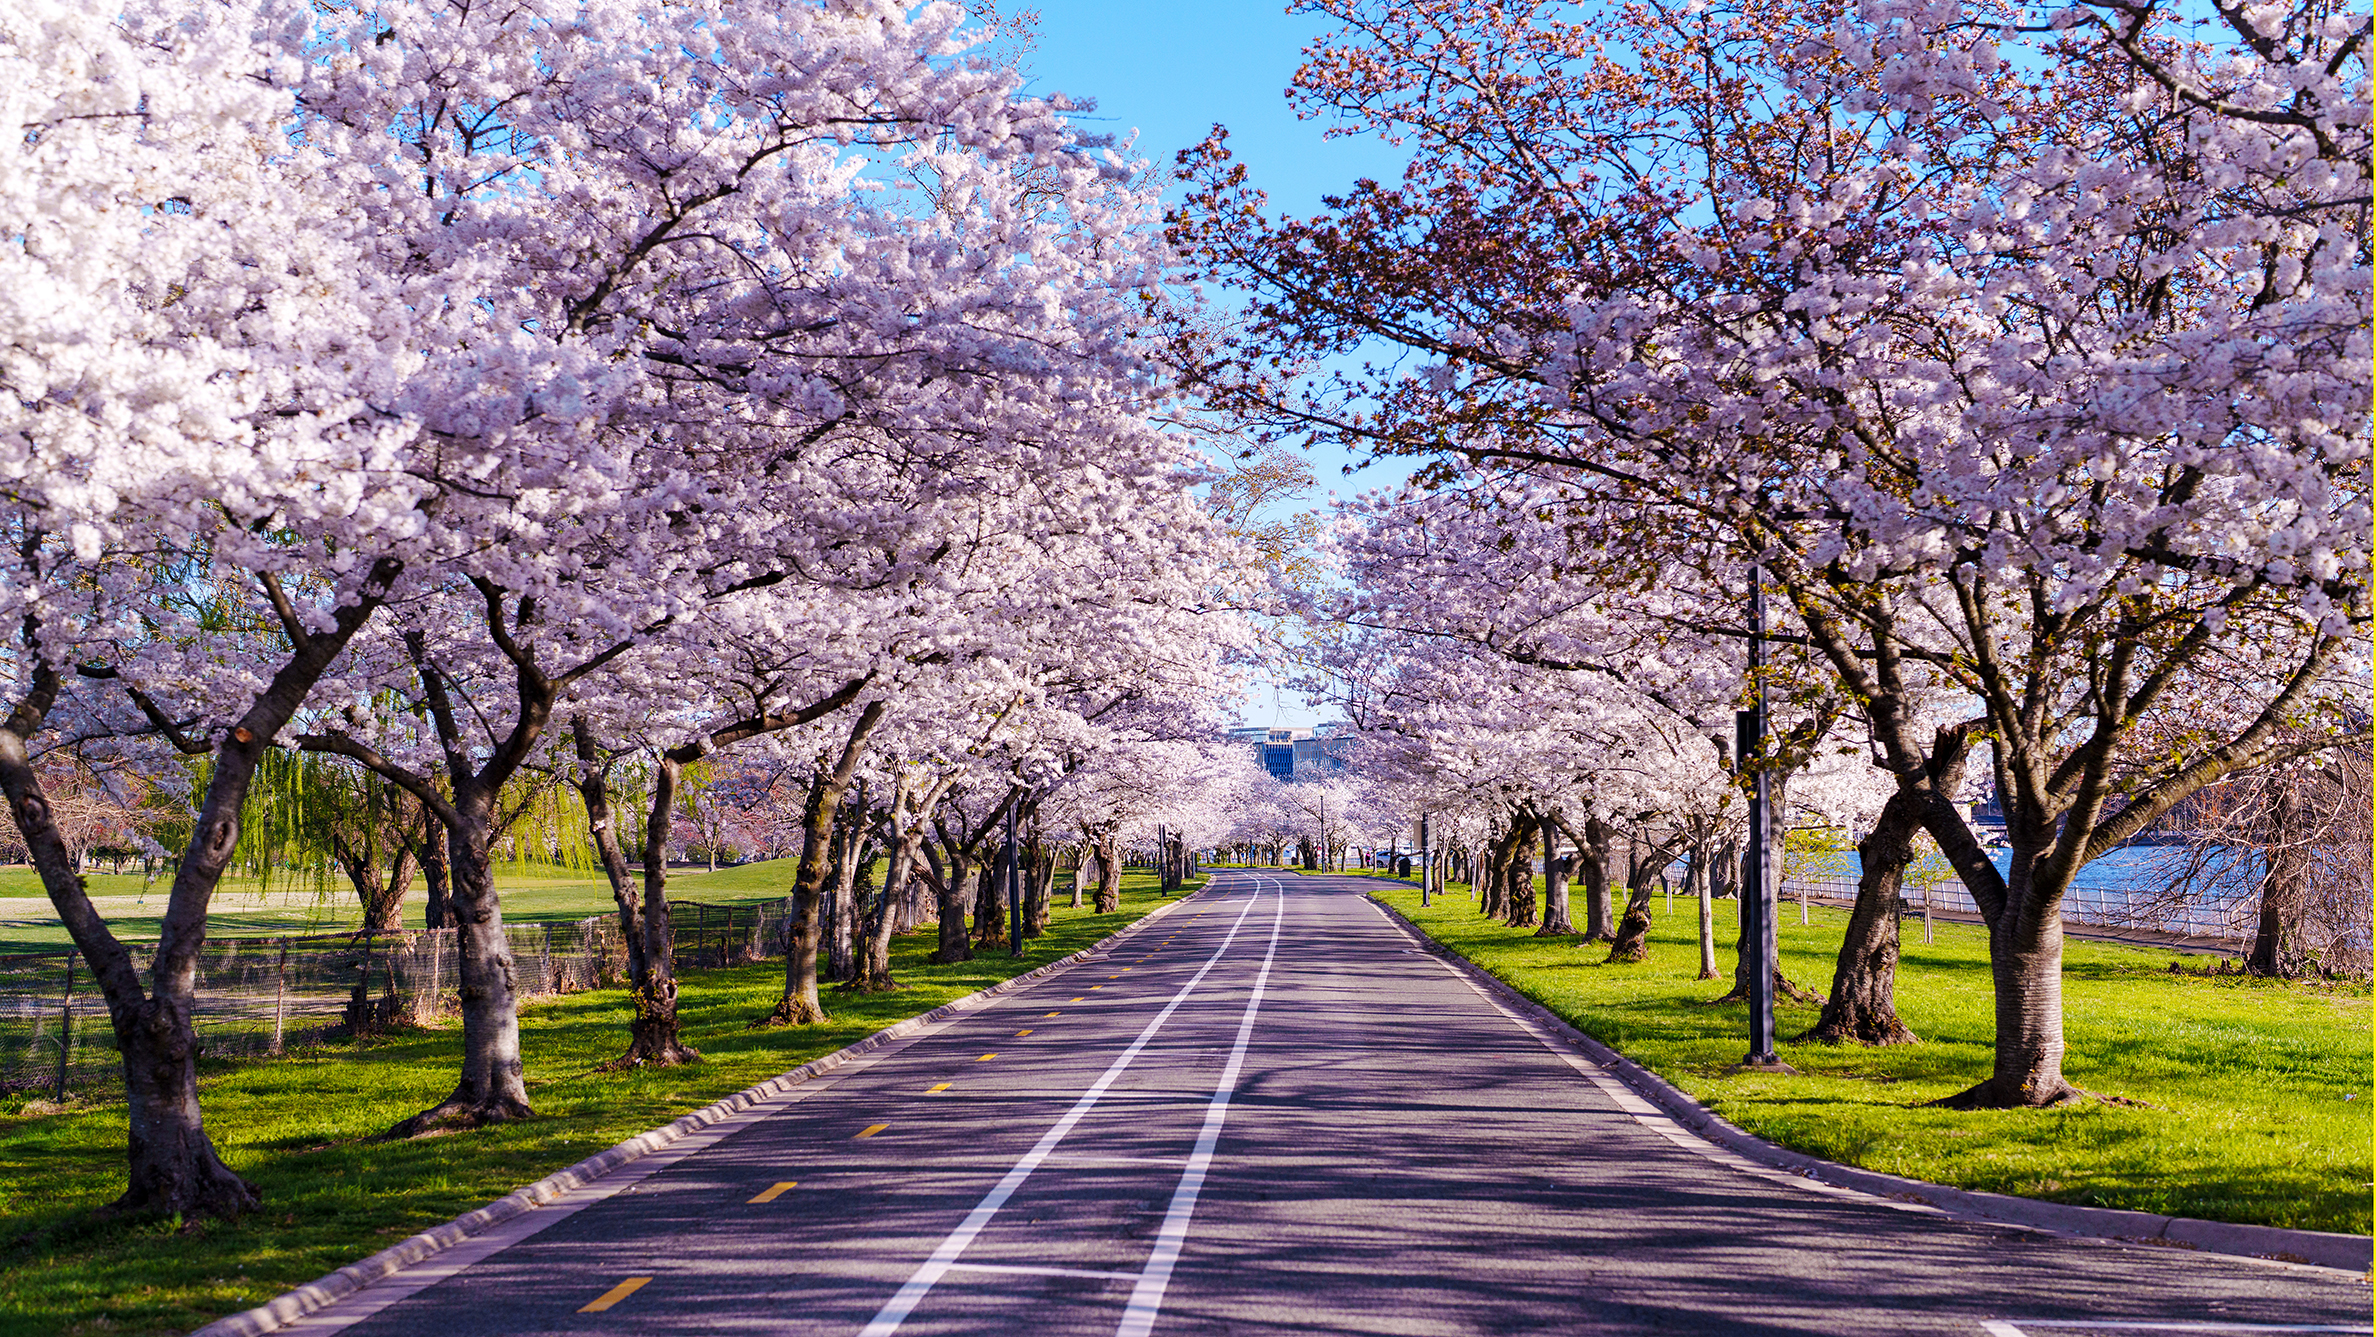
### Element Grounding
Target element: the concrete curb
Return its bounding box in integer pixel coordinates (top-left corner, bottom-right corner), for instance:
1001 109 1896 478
189 890 1204 1337
1364 891 2372 1277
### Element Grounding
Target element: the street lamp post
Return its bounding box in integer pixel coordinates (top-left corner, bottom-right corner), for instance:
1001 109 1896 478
1738 561 1791 1072
1420 813 1432 907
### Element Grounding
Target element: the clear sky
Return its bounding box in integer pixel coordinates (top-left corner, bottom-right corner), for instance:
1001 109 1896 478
1012 3 1412 729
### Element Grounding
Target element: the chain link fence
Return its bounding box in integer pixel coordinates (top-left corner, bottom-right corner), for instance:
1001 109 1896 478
0 897 790 1099
1783 873 2247 941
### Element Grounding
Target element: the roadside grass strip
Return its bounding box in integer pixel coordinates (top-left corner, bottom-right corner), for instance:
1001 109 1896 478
0 873 1198 1337
1369 883 2372 1236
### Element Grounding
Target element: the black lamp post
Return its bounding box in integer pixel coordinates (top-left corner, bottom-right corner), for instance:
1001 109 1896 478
1419 813 1432 907
1738 560 1791 1072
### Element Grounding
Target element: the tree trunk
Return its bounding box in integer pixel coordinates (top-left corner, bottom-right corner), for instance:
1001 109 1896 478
619 754 697 1067
0 702 262 1219
1024 833 1052 935
1932 907 2081 1107
1806 788 1925 1045
1095 831 1121 913
116 991 258 1217
825 803 860 984
930 853 975 964
341 832 415 937
1605 881 1657 962
419 824 451 931
2247 786 2306 977
853 827 915 991
1069 847 1087 908
6 568 391 1205
973 850 1008 950
338 849 389 936
767 702 886 1026
389 782 533 1135
1578 816 1615 942
1536 823 1575 935
1504 818 1539 928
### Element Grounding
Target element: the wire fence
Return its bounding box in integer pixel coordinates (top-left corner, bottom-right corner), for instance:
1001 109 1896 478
1783 873 2245 942
0 898 790 1099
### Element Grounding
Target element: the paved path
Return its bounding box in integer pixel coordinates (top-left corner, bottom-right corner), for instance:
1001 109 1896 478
288 871 2369 1337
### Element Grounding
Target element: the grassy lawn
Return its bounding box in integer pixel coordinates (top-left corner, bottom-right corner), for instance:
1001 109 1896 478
0 871 1200 1337
0 860 812 954
1366 878 2371 1237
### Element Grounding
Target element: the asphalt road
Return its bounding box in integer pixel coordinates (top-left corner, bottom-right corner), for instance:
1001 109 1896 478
289 871 2371 1337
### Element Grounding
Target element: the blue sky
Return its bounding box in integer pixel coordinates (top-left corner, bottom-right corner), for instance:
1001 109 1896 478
1013 3 1411 728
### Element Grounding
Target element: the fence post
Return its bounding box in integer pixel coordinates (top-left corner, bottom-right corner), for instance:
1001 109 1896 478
53 953 75 1102
270 938 290 1056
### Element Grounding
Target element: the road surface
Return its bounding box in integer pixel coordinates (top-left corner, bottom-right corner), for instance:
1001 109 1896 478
285 870 2371 1337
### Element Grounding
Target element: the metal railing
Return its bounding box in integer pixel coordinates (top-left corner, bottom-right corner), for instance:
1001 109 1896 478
0 897 792 1098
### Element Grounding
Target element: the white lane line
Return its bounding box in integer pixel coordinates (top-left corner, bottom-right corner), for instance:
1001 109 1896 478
856 882 1270 1337
1114 876 1287 1337
942 1263 1145 1283
1986 1325 2371 1334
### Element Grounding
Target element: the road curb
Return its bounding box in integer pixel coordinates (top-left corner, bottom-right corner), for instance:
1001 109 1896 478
189 889 1204 1337
1363 891 2372 1277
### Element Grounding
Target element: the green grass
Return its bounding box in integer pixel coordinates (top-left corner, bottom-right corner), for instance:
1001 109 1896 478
1368 878 2372 1237
0 870 1200 1337
0 860 814 953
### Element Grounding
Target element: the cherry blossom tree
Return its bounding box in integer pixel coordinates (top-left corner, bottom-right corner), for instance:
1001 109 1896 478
0 0 431 1214
1176 0 2369 1105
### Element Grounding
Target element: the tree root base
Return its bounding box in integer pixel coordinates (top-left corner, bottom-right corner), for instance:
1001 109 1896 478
100 1169 261 1224
1705 971 1825 1006
1798 1014 1920 1046
383 1094 533 1140
754 997 829 1028
1926 1077 2148 1110
600 1042 702 1072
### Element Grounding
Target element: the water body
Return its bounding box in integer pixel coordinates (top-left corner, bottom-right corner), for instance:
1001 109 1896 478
1787 845 2252 940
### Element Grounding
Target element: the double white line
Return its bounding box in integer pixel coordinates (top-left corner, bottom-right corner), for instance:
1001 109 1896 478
859 872 1286 1337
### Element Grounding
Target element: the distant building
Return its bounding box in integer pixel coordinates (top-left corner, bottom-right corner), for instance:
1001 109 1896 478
1229 723 1352 782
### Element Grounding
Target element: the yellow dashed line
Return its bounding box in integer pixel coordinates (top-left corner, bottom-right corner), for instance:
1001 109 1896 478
978 1052 998 1061
747 1182 798 1204
1090 985 1103 991
927 1082 950 1093
856 1123 889 1138
1044 1011 1061 1017
1014 1029 1033 1037
579 1278 651 1312
1070 996 1086 1003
